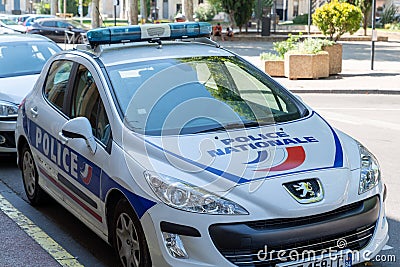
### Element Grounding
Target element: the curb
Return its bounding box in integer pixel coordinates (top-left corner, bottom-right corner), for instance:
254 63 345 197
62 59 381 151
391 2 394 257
290 89 400 95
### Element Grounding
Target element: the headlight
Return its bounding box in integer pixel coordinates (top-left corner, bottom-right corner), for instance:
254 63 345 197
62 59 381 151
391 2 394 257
358 143 381 194
0 100 18 118
144 171 248 215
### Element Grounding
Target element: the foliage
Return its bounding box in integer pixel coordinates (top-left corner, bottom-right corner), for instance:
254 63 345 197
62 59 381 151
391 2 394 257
261 36 334 59
195 3 216 21
294 38 332 54
207 0 224 13
35 2 50 14
381 4 399 25
343 0 372 36
233 0 254 30
254 0 273 20
293 14 309 25
54 0 91 16
273 33 303 57
222 0 255 30
388 23 400 30
312 0 363 42
260 52 283 60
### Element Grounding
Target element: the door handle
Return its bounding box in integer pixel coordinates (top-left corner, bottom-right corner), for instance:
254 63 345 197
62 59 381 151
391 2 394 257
30 107 38 118
58 132 69 145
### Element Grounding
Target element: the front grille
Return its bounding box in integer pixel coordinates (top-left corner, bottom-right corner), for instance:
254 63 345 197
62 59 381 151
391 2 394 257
221 223 375 266
0 131 16 148
245 201 361 230
210 196 379 267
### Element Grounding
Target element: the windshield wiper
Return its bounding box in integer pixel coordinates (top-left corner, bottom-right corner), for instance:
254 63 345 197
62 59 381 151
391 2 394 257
195 121 261 133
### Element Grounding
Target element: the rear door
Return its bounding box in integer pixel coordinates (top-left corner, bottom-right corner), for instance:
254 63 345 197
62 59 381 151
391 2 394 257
39 20 58 41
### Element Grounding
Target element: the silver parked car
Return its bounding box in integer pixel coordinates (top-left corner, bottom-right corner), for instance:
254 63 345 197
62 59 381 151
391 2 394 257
0 34 61 154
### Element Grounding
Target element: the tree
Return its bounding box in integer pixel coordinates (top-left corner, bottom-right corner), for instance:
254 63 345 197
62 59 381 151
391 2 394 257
50 0 58 15
313 1 362 42
235 0 254 32
345 0 372 36
128 0 139 25
185 0 194 21
222 0 255 31
91 0 100 29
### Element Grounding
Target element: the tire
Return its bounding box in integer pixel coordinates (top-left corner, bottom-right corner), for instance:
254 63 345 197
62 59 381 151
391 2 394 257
21 144 47 206
112 198 151 267
76 35 83 44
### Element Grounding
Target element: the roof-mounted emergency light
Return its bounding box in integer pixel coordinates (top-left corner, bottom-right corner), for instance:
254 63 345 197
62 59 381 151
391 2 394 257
86 22 212 46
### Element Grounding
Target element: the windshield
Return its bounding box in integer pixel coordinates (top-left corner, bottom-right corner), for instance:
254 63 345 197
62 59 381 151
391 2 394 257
107 56 307 136
0 41 60 78
0 18 18 25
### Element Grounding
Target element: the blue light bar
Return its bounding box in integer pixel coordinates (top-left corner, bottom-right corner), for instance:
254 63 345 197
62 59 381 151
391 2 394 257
86 22 212 46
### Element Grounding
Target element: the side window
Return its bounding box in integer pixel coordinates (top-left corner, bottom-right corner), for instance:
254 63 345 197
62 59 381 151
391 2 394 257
42 21 56 27
44 60 73 111
71 65 110 145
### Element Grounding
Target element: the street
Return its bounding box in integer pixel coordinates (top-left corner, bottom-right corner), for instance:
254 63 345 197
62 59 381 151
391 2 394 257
0 94 398 266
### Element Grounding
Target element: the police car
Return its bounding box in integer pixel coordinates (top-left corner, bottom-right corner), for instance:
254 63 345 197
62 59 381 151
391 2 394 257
15 22 388 267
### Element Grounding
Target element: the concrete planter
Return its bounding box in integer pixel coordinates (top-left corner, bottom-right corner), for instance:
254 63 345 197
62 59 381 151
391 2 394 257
264 60 285 77
322 43 342 75
284 52 330 80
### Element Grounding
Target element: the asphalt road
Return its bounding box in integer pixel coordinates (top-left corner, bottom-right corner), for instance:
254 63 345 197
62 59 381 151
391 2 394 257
300 94 400 267
0 94 398 266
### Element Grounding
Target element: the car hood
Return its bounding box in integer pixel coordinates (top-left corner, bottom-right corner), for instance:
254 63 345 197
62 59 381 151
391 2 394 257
128 111 349 191
2 24 26 33
0 74 39 104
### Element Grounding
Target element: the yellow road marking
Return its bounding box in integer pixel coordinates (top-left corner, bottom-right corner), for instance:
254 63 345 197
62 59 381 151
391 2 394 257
0 193 84 267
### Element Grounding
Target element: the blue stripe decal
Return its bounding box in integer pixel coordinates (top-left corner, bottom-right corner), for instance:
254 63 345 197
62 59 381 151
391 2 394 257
142 111 344 185
27 119 156 218
315 112 344 168
101 174 156 219
246 151 268 165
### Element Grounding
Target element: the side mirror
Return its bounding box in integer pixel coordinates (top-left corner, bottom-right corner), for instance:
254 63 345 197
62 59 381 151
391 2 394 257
59 117 97 154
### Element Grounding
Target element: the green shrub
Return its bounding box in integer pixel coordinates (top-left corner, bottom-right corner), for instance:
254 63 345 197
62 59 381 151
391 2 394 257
381 4 398 25
260 36 334 59
273 33 303 57
195 3 216 22
293 14 309 25
260 52 283 60
312 0 362 42
389 22 400 30
295 38 324 54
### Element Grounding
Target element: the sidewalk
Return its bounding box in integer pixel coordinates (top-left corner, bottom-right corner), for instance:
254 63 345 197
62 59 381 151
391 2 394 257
235 41 400 95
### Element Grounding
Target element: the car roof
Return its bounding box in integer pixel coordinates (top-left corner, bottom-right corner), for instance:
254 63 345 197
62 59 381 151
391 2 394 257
87 41 233 67
0 34 56 43
36 18 71 22
27 14 54 18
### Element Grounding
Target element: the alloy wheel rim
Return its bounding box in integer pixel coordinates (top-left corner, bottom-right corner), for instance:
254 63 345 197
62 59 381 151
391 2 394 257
116 212 140 267
22 151 36 197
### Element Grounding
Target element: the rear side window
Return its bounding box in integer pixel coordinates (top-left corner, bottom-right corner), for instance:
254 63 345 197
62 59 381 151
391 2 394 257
43 60 73 111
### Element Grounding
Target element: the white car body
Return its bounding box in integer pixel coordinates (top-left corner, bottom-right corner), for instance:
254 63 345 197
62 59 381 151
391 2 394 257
0 34 61 153
15 23 388 267
0 16 27 33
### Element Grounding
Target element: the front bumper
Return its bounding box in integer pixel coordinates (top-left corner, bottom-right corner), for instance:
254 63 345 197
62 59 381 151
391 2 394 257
142 194 388 267
0 120 17 153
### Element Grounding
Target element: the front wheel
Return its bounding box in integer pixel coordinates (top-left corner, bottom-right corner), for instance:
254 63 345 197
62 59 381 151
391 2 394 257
112 198 151 267
21 144 47 206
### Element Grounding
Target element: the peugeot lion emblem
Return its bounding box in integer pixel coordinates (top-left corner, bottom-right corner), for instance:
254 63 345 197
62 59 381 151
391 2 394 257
283 179 324 204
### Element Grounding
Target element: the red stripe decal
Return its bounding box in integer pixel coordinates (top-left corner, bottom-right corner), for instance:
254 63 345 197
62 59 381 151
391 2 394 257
255 146 306 172
39 167 102 222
